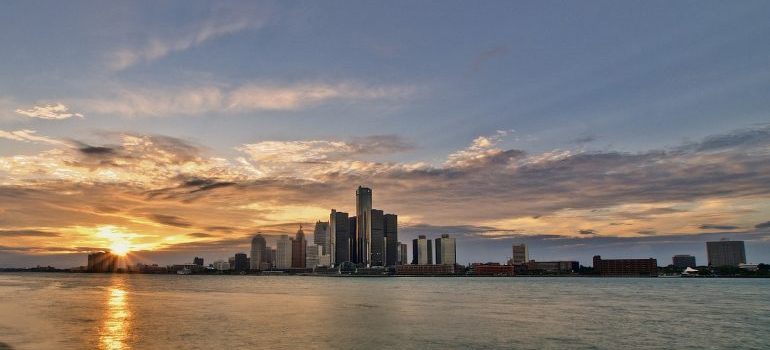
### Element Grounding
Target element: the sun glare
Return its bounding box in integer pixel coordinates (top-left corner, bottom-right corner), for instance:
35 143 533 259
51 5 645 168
110 241 130 256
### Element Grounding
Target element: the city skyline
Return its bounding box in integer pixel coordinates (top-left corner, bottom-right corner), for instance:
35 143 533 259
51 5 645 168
2 2 770 268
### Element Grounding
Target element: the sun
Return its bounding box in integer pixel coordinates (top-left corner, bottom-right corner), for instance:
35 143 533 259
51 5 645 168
110 241 130 256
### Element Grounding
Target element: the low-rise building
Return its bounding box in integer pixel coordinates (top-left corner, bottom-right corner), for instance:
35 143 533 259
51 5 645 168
395 264 455 275
593 255 658 277
470 263 514 276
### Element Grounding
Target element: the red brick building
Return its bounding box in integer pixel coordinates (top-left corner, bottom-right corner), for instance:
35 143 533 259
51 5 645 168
593 255 658 277
470 263 515 276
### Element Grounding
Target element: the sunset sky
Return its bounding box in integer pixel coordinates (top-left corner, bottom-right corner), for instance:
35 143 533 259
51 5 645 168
2 1 770 267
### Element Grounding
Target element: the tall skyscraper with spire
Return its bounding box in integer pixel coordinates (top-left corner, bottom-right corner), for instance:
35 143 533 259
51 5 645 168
356 186 372 265
292 225 307 268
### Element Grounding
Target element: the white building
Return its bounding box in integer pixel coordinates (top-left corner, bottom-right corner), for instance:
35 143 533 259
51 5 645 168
250 234 267 270
306 244 321 268
212 260 230 271
413 235 432 265
435 234 456 265
276 234 293 269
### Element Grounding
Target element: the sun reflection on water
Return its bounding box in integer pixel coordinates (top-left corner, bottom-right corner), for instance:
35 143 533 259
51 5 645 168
99 284 131 350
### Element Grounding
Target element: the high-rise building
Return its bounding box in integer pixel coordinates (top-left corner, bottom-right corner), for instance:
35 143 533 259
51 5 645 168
87 251 117 272
292 226 307 268
397 242 408 265
250 234 267 270
511 244 529 265
276 235 293 269
412 235 433 265
306 244 322 269
233 253 249 272
356 186 372 265
706 240 746 267
672 255 696 269
330 210 350 265
193 257 204 266
370 209 385 266
435 234 456 265
349 216 358 263
384 214 398 266
313 221 330 255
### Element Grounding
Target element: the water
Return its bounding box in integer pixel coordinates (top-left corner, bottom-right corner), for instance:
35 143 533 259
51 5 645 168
0 273 768 349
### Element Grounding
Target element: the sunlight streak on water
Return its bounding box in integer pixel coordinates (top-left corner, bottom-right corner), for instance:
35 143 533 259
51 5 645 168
99 283 131 350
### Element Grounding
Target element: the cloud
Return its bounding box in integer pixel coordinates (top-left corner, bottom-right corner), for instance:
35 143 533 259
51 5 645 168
15 103 84 120
108 5 269 70
472 46 509 71
0 230 61 237
147 214 193 228
698 224 740 230
755 221 770 229
77 82 415 117
0 129 69 146
578 229 598 235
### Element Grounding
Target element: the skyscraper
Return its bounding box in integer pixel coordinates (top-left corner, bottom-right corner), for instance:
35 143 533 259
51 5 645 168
435 234 456 265
384 214 398 266
397 242 408 265
292 226 307 268
276 235 293 269
306 244 322 269
233 253 249 272
412 235 433 265
313 221 330 255
511 243 529 265
706 240 746 267
672 254 696 269
330 210 350 265
250 234 267 270
370 209 385 266
356 186 372 265
349 216 358 263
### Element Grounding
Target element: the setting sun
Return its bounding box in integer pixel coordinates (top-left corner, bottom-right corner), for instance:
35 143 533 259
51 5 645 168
110 241 130 256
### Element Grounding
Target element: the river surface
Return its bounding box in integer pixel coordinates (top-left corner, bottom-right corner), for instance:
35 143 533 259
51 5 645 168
0 273 768 349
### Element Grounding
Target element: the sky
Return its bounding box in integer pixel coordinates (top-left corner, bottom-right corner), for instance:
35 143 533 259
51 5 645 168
2 1 770 268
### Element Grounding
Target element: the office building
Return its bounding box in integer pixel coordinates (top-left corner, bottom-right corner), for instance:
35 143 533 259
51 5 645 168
349 216 358 262
384 214 398 266
470 263 515 276
672 255 696 269
313 221 330 255
292 226 307 268
87 251 117 272
511 244 529 265
276 235 293 269
330 210 350 265
593 255 658 277
193 257 204 266
397 242 408 265
412 235 433 265
212 260 230 271
306 244 321 268
356 186 372 265
250 234 267 270
435 234 457 265
706 240 746 267
233 253 249 272
524 261 579 273
395 264 455 275
370 209 385 266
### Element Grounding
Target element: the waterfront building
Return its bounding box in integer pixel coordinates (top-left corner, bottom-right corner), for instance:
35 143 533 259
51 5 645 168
292 226 307 268
397 242 408 265
193 257 204 266
370 209 385 266
306 244 322 268
435 234 457 265
330 210 350 265
511 244 529 265
706 240 746 267
470 263 515 276
87 251 117 272
412 235 433 265
395 264 455 275
212 260 230 271
276 235 293 269
356 186 372 265
269 249 276 268
313 221 330 255
384 214 398 266
349 216 358 262
523 261 578 273
672 255 696 269
250 234 267 270
593 255 658 277
233 253 249 272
